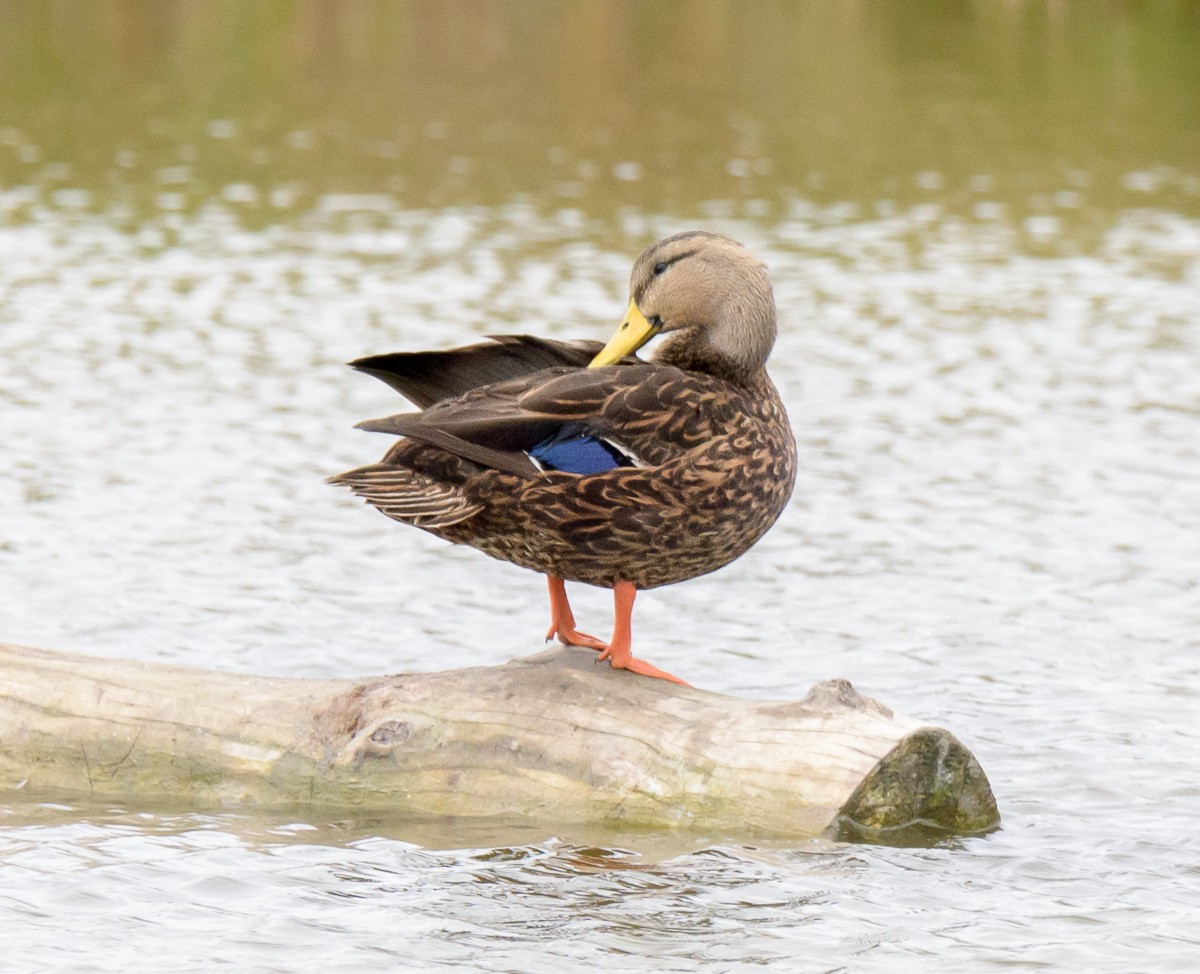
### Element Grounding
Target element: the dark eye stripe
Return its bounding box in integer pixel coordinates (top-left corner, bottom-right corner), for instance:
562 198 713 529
651 250 695 276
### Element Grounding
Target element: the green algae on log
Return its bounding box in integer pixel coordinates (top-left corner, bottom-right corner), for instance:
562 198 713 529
836 728 1000 842
0 641 998 840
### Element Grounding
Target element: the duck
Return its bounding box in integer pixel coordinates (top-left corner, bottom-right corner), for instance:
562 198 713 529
330 231 796 686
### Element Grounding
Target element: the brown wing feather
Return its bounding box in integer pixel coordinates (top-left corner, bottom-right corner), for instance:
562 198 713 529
354 413 542 477
349 335 608 408
354 361 727 476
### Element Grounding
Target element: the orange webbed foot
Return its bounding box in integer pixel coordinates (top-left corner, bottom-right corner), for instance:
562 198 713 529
546 623 607 651
594 580 690 686
596 645 690 686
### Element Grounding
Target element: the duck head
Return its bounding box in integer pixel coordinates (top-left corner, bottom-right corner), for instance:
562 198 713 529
590 231 777 385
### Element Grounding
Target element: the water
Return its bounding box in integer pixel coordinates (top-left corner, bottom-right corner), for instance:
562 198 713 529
2 3 1200 971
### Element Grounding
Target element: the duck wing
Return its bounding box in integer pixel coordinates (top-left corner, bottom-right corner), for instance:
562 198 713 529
355 362 713 479
349 334 607 408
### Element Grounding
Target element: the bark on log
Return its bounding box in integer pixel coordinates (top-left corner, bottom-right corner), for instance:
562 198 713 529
0 641 998 839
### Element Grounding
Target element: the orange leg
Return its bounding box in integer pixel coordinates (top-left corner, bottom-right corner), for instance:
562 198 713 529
596 581 690 686
545 576 607 650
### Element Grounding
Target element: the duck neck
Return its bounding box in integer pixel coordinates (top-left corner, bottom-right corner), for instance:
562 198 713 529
653 324 773 388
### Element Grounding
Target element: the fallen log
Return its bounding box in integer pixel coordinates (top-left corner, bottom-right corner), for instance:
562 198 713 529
0 640 998 839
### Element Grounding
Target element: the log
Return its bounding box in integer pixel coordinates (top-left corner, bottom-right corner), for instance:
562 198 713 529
0 641 998 839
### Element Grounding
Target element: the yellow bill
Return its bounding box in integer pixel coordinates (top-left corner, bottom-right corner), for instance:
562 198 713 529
588 299 662 368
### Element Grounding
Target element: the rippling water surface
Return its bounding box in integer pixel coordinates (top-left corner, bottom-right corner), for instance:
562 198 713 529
3 3 1200 971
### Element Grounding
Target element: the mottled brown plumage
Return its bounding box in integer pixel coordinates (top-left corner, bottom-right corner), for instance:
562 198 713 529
330 232 796 683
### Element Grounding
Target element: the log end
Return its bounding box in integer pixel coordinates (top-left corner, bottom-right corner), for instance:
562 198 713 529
833 727 1001 843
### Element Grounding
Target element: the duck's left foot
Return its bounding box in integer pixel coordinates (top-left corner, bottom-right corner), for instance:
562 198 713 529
596 643 690 687
591 579 691 685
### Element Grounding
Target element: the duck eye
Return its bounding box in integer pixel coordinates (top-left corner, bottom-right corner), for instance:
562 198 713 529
653 261 669 276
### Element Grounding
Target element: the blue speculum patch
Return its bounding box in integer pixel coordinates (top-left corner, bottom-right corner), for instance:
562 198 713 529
528 427 634 474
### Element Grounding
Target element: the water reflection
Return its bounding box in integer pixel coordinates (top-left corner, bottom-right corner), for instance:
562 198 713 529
1 0 1197 228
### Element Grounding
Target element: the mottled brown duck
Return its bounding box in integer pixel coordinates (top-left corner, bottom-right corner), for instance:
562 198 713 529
330 231 796 685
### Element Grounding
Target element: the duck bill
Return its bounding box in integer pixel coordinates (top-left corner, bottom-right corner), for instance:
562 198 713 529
588 299 662 368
